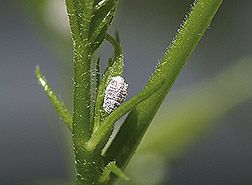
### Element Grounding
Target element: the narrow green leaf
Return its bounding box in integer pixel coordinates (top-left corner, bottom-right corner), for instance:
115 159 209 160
93 34 123 133
35 66 72 131
94 0 111 11
105 33 123 69
93 63 111 133
66 0 118 52
85 80 164 152
89 7 115 44
99 161 129 183
126 59 252 185
90 0 119 51
105 0 223 173
139 59 252 157
108 57 113 67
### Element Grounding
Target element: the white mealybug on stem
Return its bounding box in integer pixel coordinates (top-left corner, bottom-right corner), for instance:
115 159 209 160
103 76 128 114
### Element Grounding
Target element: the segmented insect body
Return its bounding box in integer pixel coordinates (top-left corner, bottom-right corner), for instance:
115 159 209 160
103 76 128 114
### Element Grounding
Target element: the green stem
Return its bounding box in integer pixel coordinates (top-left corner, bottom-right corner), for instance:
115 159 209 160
66 0 103 184
105 0 223 182
72 1 93 143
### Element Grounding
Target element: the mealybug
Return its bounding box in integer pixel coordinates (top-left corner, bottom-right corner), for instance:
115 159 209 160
103 76 128 114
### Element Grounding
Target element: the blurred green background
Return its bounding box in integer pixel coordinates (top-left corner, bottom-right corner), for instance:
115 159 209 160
0 0 251 185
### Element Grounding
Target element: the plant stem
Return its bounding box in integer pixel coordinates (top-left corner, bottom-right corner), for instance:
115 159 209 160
67 0 103 184
104 0 223 182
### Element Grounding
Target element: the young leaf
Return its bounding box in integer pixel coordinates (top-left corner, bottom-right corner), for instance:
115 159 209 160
104 0 223 172
89 7 115 44
66 0 119 52
93 34 124 133
99 161 129 183
105 33 123 70
35 66 72 130
85 80 164 152
90 0 119 51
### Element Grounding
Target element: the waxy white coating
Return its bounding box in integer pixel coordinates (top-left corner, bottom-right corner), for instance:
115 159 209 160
103 76 128 114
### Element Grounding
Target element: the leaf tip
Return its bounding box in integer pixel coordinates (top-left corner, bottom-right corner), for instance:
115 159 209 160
35 65 41 76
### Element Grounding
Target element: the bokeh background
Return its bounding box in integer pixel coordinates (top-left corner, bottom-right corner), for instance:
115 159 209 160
0 0 252 185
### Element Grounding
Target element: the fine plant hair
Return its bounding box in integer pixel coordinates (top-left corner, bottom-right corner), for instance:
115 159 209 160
35 0 223 184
